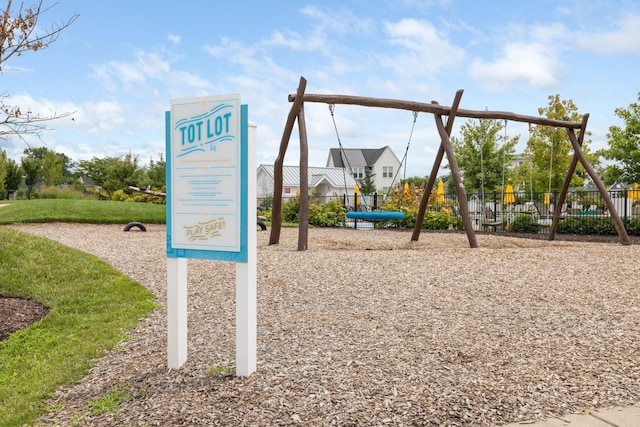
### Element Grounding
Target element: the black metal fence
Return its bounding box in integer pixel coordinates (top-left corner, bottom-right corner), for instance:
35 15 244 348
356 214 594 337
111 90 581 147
258 188 640 234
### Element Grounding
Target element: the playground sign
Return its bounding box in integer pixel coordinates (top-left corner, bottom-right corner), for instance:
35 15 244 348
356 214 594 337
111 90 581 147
165 94 256 376
167 94 247 261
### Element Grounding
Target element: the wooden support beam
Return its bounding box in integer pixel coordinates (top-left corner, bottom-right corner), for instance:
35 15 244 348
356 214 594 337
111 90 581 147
564 117 630 245
549 115 588 240
412 90 463 242
433 112 478 248
289 93 583 129
297 104 309 251
269 77 307 245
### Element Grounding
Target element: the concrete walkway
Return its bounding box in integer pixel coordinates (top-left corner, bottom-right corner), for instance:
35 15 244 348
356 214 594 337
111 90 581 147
500 403 640 426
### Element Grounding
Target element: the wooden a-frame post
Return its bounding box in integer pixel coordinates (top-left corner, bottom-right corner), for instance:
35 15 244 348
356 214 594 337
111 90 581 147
269 77 306 246
411 90 478 248
547 114 629 244
297 103 309 251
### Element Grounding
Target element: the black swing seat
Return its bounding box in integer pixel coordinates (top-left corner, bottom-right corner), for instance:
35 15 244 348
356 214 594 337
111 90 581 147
346 211 404 221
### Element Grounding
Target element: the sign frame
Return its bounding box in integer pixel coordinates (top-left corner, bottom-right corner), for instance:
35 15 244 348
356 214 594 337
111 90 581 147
166 95 248 262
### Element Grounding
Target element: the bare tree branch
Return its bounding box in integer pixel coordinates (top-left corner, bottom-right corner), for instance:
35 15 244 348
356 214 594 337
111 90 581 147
0 1 78 141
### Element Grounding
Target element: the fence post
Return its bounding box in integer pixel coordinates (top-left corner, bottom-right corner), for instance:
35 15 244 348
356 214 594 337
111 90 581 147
624 188 628 226
493 191 498 220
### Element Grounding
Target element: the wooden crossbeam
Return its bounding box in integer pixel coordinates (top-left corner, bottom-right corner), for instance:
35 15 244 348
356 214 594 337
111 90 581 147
289 93 583 129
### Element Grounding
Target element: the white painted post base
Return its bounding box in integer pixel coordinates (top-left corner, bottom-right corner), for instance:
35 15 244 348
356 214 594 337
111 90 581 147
236 121 258 377
167 257 188 368
236 261 256 376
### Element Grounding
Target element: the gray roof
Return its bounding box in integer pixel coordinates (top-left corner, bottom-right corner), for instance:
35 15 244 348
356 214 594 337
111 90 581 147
259 165 357 188
328 147 388 168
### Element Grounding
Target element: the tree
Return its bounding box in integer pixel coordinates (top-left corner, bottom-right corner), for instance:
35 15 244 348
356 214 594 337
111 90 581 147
41 149 62 185
0 148 7 196
1 1 78 141
4 155 22 195
24 146 73 181
597 93 640 185
358 167 376 195
75 157 112 187
76 154 146 194
401 176 429 189
451 117 518 198
526 95 596 192
146 155 166 191
21 154 40 199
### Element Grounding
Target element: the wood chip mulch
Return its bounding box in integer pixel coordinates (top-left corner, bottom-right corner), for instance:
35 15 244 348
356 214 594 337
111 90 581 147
6 223 640 427
0 297 49 341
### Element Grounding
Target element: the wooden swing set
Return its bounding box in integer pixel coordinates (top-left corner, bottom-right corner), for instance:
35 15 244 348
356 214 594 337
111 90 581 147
269 76 630 250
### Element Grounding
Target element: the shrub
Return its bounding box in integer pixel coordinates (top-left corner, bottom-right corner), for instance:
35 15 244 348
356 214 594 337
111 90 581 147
557 217 616 235
111 189 130 202
36 185 85 200
260 209 272 222
422 210 452 230
626 218 640 236
281 197 301 223
512 215 541 233
309 198 346 227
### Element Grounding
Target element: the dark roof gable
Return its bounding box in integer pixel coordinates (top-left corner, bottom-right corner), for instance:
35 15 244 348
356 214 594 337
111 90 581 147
328 146 389 168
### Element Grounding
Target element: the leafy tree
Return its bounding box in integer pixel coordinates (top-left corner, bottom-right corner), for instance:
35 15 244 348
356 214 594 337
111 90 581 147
358 166 376 195
401 176 429 189
0 148 7 196
0 1 78 141
526 95 595 192
597 92 640 185
146 155 166 191
24 146 73 182
4 155 21 194
21 154 41 199
77 153 146 194
451 117 517 198
103 154 146 193
41 150 62 185
75 157 112 186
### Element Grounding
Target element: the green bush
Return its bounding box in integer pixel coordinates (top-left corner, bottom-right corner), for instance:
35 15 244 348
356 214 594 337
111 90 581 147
309 198 346 227
281 197 301 223
260 209 272 222
557 217 616 235
36 186 85 200
626 218 640 236
422 210 452 230
111 189 130 202
512 215 540 233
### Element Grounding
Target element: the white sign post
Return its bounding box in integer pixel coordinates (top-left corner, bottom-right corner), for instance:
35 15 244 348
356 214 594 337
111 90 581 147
166 94 256 376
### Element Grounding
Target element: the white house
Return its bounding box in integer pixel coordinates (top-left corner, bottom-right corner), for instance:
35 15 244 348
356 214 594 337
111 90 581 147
326 146 401 192
257 164 358 202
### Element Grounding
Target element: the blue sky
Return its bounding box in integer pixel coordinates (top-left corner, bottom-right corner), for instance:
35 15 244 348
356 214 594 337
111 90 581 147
3 0 640 178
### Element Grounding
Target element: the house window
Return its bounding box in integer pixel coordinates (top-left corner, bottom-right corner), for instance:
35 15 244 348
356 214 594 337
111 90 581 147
383 166 393 178
351 167 364 179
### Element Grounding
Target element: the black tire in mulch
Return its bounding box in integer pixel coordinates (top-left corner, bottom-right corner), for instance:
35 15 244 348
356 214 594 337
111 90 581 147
123 222 147 232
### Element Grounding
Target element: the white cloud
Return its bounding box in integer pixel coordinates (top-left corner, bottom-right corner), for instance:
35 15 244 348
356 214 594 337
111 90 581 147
92 50 217 98
168 33 181 45
468 41 565 90
300 6 375 36
78 101 125 133
577 14 640 55
379 19 466 77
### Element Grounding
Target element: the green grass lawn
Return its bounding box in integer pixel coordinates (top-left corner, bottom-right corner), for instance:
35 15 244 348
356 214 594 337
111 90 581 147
0 199 162 426
0 199 166 225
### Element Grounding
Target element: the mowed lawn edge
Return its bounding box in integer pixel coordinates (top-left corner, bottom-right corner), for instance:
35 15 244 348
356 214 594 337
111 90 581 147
0 226 157 427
